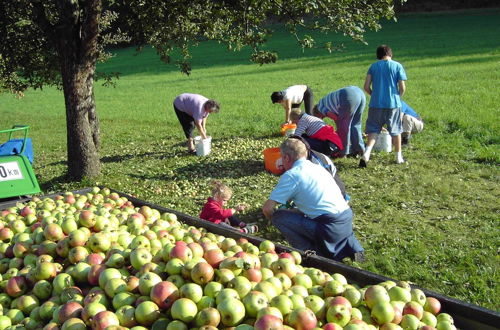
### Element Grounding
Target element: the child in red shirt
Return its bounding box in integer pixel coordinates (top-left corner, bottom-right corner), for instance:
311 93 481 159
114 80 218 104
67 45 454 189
200 181 258 234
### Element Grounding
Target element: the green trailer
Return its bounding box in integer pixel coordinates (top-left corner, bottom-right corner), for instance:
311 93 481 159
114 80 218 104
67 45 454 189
0 125 41 199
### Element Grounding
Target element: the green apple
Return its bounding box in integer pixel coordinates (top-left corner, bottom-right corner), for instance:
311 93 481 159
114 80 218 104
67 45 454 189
388 285 411 303
228 276 252 299
171 298 198 323
98 267 122 289
135 301 160 326
217 298 246 327
203 281 223 298
179 283 203 303
304 294 326 320
371 301 395 325
270 294 294 316
242 290 269 317
326 304 351 327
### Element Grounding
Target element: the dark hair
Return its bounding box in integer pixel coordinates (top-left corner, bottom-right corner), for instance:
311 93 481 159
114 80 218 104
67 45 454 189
271 92 284 103
376 45 393 59
204 99 220 113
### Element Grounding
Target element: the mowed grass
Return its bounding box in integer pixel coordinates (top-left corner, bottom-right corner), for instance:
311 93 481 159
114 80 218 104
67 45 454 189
1 9 499 310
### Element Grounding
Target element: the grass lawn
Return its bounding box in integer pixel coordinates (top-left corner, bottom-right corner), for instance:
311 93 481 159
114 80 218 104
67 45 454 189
1 9 499 310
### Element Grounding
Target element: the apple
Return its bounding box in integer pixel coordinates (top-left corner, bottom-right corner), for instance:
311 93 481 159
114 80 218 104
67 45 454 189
403 301 424 320
58 301 83 324
364 285 390 309
204 281 223 298
6 276 28 297
271 258 297 278
299 295 323 318
0 315 11 329
138 271 163 296
98 267 122 289
165 258 185 275
180 283 204 303
16 294 39 315
79 210 96 228
87 264 106 286
326 303 351 327
410 288 426 306
104 277 128 298
68 246 89 264
324 280 345 297
243 268 263 283
259 240 276 253
116 305 138 328
169 244 193 262
39 300 58 321
342 287 362 307
436 320 457 330
93 310 120 330
270 294 294 316
254 314 283 330
191 261 214 285
32 280 52 300
228 276 253 299
370 301 395 325
242 290 269 317
286 307 317 330
323 322 343 330
135 301 160 326
255 281 279 300
171 298 198 323
400 314 420 330
195 307 221 327
130 248 153 270
421 311 438 327
424 297 441 315
217 297 246 327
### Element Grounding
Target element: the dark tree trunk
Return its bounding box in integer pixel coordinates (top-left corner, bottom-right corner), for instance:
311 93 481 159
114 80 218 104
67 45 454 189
61 64 101 180
54 0 102 180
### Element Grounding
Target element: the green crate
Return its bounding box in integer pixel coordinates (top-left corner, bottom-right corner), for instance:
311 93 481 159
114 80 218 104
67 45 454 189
0 125 41 199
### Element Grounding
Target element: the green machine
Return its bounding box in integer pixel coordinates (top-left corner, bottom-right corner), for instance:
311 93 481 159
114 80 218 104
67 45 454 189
0 125 41 199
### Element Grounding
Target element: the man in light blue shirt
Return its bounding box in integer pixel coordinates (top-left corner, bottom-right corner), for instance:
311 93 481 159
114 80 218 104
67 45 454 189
362 45 407 167
262 138 364 261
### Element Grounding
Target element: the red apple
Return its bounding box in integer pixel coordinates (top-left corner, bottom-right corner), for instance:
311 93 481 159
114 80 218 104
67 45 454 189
150 281 179 309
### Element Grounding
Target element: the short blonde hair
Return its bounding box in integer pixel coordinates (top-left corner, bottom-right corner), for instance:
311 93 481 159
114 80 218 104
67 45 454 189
211 180 232 200
280 138 308 162
290 108 303 122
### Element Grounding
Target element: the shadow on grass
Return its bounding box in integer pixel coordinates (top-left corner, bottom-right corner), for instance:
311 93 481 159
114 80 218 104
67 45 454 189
39 174 74 191
130 159 265 182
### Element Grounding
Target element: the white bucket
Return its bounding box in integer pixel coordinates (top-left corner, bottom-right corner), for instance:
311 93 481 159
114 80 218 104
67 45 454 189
373 131 392 152
194 136 212 156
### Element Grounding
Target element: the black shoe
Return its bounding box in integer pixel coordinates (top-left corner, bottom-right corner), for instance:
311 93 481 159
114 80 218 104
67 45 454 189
401 133 410 146
359 159 367 168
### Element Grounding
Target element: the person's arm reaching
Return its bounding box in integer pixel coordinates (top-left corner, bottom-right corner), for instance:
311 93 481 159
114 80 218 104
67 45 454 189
195 119 208 139
262 199 278 222
364 74 372 95
398 80 406 97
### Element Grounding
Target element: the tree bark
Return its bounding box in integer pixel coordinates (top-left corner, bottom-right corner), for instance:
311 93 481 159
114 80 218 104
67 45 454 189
55 0 101 180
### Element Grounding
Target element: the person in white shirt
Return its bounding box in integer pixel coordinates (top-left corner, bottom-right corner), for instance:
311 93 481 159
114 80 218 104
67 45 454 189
271 85 314 124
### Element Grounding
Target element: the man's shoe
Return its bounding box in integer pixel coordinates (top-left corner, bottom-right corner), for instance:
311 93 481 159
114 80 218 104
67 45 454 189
353 251 366 263
359 159 367 168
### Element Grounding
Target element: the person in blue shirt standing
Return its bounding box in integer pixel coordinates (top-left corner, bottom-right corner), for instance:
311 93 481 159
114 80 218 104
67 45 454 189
401 101 424 145
361 45 407 167
262 138 364 262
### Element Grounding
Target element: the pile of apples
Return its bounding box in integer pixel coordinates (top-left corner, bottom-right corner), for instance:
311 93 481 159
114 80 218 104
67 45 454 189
0 187 458 330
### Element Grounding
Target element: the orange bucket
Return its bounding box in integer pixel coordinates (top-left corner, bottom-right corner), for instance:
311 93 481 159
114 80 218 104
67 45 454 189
263 147 285 175
280 123 297 136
